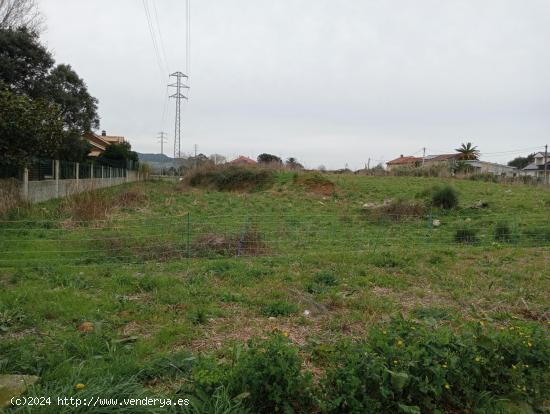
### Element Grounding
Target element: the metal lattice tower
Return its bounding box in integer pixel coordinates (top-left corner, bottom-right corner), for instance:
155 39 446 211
169 71 189 158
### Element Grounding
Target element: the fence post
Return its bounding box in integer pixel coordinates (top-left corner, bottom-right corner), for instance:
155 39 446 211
55 160 60 198
90 163 94 185
23 167 29 200
187 212 191 259
75 162 79 190
236 216 251 257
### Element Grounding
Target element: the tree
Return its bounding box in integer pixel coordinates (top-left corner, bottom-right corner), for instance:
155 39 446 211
0 27 100 164
508 154 535 170
455 142 480 160
257 153 282 164
99 142 138 167
44 64 99 133
0 27 53 96
285 157 303 170
0 0 43 31
0 85 63 166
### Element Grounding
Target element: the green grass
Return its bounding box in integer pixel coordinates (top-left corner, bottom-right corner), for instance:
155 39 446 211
0 175 549 412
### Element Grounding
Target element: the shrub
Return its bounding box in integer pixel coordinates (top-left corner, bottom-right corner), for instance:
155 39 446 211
320 319 550 413
455 226 478 244
494 221 513 243
227 335 313 413
186 165 274 192
431 185 459 209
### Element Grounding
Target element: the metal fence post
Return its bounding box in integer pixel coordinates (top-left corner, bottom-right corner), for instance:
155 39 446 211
23 167 29 200
75 162 79 190
55 160 60 198
187 212 191 259
237 216 251 257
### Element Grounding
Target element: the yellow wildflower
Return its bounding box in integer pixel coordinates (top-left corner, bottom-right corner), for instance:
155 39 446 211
283 331 289 337
475 356 481 362
75 383 86 390
444 384 450 390
397 340 403 347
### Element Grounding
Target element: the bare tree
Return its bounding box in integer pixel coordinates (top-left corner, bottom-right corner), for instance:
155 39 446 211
209 154 227 165
0 0 43 31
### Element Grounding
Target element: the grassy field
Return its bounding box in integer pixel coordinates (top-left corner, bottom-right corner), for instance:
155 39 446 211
1 172 549 413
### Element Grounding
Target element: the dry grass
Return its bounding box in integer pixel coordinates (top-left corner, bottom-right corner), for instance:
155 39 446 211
183 164 275 192
61 190 112 222
115 187 149 208
294 173 336 196
193 228 269 257
362 199 427 221
0 179 28 216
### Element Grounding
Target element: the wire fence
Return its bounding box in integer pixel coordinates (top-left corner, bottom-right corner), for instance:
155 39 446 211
0 211 548 268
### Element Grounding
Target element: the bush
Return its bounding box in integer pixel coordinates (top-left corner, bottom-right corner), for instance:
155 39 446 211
320 319 550 413
431 185 459 210
227 335 313 413
455 226 478 244
494 221 513 243
186 165 274 192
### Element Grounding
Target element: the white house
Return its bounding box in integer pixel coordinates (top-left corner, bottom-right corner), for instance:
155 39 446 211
465 160 518 177
522 152 549 178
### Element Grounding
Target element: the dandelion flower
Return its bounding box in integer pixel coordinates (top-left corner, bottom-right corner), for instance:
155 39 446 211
444 384 450 390
283 331 289 337
75 383 86 390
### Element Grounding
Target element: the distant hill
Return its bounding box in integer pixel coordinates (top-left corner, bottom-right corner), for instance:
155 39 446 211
137 153 174 163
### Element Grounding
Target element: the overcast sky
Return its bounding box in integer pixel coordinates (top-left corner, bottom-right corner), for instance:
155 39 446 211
40 0 550 169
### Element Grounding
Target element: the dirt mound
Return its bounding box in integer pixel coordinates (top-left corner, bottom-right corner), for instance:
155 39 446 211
294 173 335 196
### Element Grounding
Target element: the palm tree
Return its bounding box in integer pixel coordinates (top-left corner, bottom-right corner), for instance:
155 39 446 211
455 142 480 160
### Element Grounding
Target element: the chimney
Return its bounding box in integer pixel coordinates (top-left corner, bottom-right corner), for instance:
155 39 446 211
400 154 403 158
101 130 106 136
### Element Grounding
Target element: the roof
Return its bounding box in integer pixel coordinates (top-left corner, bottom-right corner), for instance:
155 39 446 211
428 153 461 162
101 135 125 144
465 160 517 170
523 161 550 171
386 156 421 165
230 155 257 165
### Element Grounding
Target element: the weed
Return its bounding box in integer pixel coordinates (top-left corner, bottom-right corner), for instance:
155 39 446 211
260 300 298 317
431 185 459 209
494 221 513 243
455 226 478 244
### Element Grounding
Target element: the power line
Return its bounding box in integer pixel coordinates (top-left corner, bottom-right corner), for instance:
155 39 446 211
152 0 170 72
141 0 167 81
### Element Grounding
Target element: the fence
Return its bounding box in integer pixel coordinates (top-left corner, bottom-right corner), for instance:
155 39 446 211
1 159 140 203
0 211 548 268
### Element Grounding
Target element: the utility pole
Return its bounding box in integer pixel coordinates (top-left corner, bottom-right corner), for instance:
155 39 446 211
422 147 426 167
158 132 167 155
544 144 548 185
169 71 189 158
194 144 198 168
367 158 371 170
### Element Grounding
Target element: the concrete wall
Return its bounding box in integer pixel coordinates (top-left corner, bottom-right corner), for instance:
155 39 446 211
23 165 139 203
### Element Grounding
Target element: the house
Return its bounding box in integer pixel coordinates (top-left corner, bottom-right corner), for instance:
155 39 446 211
464 160 518 177
522 152 549 178
385 155 421 171
85 131 126 157
423 153 461 169
230 155 257 165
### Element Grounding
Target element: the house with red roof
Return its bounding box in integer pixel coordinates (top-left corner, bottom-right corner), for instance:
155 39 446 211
230 155 257 165
386 155 421 171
